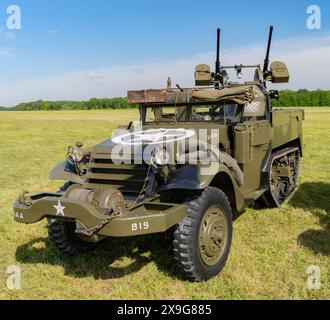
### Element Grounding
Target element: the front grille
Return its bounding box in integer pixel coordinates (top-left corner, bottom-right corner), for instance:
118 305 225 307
85 153 148 195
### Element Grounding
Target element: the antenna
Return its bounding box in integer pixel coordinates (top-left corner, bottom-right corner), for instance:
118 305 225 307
263 25 274 74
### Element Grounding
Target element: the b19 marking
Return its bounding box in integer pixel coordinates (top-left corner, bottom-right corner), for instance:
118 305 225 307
132 222 150 232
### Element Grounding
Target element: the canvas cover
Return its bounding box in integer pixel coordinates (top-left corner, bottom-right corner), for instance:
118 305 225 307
128 86 256 105
191 86 256 105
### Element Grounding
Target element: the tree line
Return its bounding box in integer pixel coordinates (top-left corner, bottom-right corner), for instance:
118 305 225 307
0 90 330 111
272 90 330 107
5 97 136 111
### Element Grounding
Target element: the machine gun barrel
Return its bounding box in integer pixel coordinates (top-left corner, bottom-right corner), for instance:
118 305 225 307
215 28 221 75
263 25 274 74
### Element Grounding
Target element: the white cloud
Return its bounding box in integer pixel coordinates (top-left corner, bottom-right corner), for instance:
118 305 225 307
4 32 16 40
1 33 330 107
86 70 105 80
0 47 11 56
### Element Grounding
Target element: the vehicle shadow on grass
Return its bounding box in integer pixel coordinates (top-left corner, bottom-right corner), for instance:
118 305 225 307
290 182 330 256
15 233 180 280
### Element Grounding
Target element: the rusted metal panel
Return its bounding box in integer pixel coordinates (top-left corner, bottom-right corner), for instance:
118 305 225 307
128 89 198 104
128 89 167 104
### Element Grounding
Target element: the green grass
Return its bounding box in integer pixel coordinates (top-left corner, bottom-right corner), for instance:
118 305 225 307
0 109 329 300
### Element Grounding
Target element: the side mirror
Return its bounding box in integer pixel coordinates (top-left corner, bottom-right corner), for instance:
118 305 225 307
195 64 212 86
270 61 290 83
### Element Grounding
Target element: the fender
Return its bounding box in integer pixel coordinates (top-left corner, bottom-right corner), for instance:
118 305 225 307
158 164 245 213
158 165 202 192
202 164 246 213
49 161 85 185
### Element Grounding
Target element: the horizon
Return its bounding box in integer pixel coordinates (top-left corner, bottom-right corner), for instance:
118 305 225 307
1 88 330 109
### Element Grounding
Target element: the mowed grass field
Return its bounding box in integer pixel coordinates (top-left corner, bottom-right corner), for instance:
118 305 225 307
0 108 329 300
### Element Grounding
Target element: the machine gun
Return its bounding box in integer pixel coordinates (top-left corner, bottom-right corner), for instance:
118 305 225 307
195 26 290 88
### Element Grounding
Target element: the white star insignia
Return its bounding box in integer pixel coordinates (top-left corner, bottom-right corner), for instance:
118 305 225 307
54 200 66 217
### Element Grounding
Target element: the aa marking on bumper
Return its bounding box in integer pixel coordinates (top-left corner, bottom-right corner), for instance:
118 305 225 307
14 212 24 220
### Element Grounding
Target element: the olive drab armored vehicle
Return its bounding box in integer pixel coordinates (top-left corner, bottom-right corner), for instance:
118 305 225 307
13 26 304 282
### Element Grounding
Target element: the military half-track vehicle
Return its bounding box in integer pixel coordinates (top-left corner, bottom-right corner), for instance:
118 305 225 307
13 26 304 282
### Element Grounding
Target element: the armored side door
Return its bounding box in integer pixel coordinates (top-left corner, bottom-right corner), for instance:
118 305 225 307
233 86 271 195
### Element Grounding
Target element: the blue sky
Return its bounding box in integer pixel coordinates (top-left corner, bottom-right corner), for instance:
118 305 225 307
0 0 329 106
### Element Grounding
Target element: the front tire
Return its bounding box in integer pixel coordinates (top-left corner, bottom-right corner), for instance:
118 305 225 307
173 187 233 282
48 220 97 256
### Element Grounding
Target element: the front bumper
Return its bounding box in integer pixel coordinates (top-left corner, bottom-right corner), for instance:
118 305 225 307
13 192 186 238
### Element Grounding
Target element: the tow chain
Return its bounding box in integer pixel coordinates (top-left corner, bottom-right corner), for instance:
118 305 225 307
76 209 123 237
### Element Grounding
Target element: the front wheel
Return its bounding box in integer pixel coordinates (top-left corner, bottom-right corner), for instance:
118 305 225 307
173 187 233 282
48 219 98 256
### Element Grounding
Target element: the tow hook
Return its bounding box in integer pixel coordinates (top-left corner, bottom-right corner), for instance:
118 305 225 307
19 191 32 206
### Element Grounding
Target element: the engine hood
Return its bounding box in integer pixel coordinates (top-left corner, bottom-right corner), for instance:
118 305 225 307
91 127 199 160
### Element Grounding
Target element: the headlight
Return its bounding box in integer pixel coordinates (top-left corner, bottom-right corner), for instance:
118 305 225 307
67 147 85 164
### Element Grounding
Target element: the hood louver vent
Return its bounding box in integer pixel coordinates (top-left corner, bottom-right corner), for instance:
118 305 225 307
85 153 149 196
